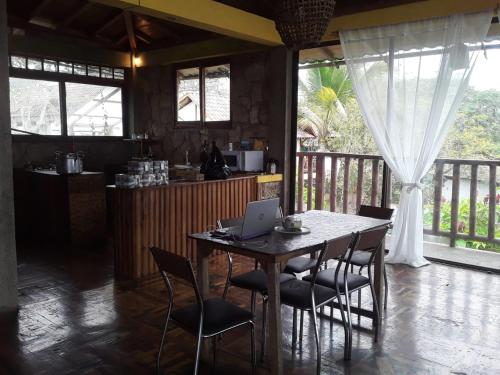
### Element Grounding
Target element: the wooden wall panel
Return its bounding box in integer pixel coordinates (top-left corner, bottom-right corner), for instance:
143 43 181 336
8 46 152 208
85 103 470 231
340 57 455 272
110 176 258 279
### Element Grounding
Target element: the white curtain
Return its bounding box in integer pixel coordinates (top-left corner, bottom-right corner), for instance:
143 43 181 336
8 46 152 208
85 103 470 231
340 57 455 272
340 11 492 267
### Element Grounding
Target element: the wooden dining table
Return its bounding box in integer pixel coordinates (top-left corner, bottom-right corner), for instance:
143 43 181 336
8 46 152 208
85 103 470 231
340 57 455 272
189 210 391 374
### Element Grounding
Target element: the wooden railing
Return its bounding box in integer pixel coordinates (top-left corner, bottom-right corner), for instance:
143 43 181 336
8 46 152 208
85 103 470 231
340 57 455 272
296 152 500 247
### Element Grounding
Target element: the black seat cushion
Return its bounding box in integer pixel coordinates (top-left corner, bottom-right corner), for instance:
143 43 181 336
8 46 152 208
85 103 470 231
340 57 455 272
283 257 317 274
171 298 253 336
350 250 372 267
303 269 369 293
280 279 336 309
230 270 295 294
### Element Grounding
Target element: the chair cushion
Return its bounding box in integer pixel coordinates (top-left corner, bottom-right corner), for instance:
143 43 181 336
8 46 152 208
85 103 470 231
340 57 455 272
280 279 337 309
350 251 372 267
171 298 253 336
230 270 295 294
283 257 318 274
303 269 369 293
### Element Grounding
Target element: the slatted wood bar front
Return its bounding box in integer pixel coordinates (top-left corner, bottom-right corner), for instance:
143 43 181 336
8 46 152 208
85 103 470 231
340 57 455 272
109 176 257 279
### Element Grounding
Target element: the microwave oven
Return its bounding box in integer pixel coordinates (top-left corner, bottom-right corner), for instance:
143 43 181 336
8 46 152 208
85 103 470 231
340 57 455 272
221 150 264 172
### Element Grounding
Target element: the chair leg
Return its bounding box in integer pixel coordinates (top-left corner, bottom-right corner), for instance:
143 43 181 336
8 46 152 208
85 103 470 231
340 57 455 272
260 297 268 362
250 322 256 374
358 266 364 325
345 292 353 360
211 336 217 374
383 265 388 310
194 330 203 375
329 301 334 327
336 293 350 361
292 307 297 348
251 291 256 315
157 307 172 374
311 307 321 375
299 309 304 346
369 282 381 342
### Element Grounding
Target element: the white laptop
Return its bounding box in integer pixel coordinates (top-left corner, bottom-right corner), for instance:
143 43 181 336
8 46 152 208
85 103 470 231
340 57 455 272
225 198 280 240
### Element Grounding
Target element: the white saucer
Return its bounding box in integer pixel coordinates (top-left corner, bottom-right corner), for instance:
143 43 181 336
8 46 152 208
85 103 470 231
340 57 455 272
274 226 311 235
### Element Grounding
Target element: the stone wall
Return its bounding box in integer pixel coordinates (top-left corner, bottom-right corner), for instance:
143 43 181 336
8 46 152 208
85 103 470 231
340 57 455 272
136 48 289 169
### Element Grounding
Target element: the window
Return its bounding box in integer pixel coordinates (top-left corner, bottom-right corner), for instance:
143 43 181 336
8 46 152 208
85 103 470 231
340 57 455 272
9 54 127 137
66 83 123 136
176 62 230 127
10 77 62 135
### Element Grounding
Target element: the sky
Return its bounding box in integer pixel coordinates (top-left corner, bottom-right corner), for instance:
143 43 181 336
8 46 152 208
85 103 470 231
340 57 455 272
468 47 500 91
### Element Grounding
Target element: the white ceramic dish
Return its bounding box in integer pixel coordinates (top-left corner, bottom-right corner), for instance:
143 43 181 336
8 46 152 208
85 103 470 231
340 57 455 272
274 226 311 235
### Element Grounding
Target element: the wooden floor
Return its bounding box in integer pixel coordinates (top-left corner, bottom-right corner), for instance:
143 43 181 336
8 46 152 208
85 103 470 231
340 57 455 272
1 243 500 375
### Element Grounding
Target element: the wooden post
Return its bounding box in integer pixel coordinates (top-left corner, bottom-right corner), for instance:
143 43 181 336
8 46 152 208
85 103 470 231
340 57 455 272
0 0 18 311
307 155 313 211
370 159 379 206
330 157 338 212
315 155 325 210
469 164 478 237
356 158 364 211
450 164 460 247
297 155 304 213
342 157 351 213
432 162 444 234
488 165 497 241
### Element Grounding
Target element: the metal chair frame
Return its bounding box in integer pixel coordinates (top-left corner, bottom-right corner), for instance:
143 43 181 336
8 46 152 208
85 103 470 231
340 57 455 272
150 247 256 375
318 226 389 359
283 237 353 373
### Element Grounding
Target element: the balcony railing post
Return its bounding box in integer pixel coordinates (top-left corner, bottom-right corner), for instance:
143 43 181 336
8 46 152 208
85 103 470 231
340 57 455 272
432 162 444 234
343 157 351 213
356 158 364 211
370 159 379 206
297 155 304 213
381 161 391 209
315 155 325 210
307 155 313 211
330 156 338 212
488 165 497 241
469 164 478 237
450 164 461 247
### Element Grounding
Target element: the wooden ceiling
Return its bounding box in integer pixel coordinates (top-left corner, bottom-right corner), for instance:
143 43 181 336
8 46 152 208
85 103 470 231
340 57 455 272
7 0 219 52
215 0 423 19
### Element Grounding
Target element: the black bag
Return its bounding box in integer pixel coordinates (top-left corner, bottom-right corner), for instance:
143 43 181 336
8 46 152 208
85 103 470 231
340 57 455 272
204 141 231 180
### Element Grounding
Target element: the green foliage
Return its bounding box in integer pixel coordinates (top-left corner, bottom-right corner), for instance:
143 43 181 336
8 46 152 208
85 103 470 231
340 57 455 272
423 198 500 252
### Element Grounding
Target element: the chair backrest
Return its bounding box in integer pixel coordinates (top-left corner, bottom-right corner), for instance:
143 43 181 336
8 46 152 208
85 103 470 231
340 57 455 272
149 247 203 310
344 226 389 271
358 205 394 220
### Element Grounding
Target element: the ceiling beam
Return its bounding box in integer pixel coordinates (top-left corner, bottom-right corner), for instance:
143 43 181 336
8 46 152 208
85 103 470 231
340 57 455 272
29 0 54 21
138 36 266 66
123 10 137 52
60 2 93 28
95 12 123 36
8 34 131 67
135 30 151 44
323 0 498 41
91 0 282 46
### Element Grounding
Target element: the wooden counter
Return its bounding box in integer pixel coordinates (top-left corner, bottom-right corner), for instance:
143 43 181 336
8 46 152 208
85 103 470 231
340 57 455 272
14 170 106 247
109 175 282 279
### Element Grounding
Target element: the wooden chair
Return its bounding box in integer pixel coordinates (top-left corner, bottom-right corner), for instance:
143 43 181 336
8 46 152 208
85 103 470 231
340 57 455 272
150 247 256 374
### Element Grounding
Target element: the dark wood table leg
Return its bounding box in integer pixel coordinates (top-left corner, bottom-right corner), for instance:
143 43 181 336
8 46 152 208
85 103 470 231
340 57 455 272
373 239 385 326
264 261 283 375
196 241 213 298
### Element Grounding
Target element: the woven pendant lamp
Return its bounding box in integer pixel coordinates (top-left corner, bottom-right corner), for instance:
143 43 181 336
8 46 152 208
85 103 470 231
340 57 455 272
274 0 336 50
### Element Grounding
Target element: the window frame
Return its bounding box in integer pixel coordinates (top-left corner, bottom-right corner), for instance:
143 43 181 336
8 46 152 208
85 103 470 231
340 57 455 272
174 58 231 129
9 60 129 142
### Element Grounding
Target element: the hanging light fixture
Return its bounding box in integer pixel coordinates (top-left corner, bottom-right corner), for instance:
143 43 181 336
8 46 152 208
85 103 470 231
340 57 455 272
274 0 336 50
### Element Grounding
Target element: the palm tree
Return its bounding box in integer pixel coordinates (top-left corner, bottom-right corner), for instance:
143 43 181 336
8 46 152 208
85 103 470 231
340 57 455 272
298 65 353 150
